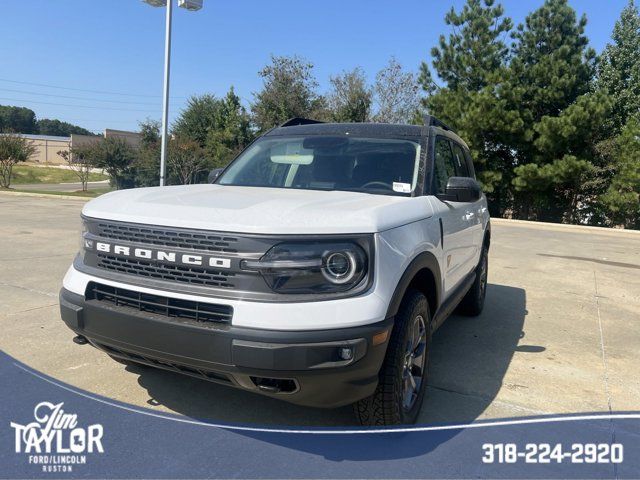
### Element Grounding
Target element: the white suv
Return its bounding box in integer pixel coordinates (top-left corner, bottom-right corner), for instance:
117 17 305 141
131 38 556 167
60 116 490 425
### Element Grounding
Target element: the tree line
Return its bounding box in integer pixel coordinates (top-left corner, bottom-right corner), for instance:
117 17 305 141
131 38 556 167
1 0 638 229
420 0 640 229
132 56 421 183
0 105 95 136
136 0 638 229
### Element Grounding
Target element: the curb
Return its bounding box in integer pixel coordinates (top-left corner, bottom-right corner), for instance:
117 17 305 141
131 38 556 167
0 190 92 201
492 217 640 236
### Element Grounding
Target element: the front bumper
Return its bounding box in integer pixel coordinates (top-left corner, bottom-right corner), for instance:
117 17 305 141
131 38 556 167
60 288 393 408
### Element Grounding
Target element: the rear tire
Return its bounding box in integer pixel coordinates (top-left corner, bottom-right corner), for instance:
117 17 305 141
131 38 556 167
458 243 488 316
354 290 432 426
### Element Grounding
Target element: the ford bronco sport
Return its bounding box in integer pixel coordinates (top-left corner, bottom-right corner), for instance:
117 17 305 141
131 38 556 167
60 116 490 425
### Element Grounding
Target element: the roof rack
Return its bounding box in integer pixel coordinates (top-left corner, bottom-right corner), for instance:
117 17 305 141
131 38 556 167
423 114 454 132
279 117 325 128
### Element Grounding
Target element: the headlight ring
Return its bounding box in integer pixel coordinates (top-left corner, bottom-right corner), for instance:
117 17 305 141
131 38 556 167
322 250 358 285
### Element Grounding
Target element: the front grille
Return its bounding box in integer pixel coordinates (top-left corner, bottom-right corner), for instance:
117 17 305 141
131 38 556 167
86 282 233 325
96 254 235 287
95 222 239 253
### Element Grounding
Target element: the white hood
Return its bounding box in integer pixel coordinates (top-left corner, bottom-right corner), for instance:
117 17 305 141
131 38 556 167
82 184 433 234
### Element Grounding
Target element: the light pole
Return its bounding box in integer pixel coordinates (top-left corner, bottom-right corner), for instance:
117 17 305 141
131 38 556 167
143 0 203 186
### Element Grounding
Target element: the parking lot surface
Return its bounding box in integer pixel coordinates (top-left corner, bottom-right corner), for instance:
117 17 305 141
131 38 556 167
1 192 639 426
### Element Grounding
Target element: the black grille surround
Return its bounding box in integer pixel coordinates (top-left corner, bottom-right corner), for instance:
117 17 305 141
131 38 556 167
95 221 239 253
86 282 233 326
96 253 235 287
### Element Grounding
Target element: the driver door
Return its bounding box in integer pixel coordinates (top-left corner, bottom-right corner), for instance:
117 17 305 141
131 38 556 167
433 136 475 297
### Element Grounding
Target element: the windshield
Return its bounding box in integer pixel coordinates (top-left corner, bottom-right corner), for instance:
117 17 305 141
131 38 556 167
217 135 421 196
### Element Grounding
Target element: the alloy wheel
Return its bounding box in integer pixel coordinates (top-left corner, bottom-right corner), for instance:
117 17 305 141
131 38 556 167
402 314 427 411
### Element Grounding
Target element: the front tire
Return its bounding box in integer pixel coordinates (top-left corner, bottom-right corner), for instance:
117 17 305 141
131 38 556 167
354 290 432 426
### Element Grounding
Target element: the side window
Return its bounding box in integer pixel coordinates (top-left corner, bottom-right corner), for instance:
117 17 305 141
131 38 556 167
433 137 457 194
451 143 470 177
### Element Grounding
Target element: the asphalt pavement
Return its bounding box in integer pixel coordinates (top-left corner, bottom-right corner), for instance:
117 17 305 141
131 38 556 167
1 192 638 426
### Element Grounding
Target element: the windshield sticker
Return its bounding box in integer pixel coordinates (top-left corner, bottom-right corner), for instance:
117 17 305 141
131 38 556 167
393 182 412 193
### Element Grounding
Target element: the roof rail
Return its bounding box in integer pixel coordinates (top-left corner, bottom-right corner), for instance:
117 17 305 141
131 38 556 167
423 114 454 132
279 117 324 128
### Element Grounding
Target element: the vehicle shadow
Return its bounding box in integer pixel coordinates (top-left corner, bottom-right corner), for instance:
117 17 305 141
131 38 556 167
127 283 528 458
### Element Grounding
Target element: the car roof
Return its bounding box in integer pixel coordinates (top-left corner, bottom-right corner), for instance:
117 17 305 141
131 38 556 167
265 122 426 138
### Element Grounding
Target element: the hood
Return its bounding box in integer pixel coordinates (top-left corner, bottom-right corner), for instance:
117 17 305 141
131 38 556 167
82 184 433 234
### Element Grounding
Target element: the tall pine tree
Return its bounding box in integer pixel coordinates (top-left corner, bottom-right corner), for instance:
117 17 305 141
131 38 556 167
508 0 610 223
600 119 640 228
597 0 640 133
419 0 519 216
596 1 640 227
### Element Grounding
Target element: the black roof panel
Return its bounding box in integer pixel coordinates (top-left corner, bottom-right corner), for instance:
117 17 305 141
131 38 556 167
265 122 425 138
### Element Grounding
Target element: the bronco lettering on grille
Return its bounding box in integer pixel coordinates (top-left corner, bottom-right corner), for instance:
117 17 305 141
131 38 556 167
85 239 231 269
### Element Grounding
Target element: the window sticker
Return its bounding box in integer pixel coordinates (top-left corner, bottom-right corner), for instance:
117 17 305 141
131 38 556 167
393 182 412 193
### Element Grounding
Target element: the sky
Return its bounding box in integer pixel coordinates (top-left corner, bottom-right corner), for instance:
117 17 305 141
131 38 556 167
0 0 631 133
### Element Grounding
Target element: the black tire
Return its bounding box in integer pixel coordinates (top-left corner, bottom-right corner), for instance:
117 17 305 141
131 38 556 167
354 290 432 426
457 243 488 316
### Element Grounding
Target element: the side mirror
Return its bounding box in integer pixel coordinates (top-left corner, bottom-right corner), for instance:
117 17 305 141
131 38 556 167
436 176 481 203
208 168 223 183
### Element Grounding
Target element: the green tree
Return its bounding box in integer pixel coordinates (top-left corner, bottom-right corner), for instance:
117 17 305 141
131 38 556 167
0 106 38 134
37 119 94 137
173 94 223 146
0 134 36 188
422 0 512 93
168 136 208 185
133 119 161 187
173 89 252 170
509 0 595 127
327 68 372 123
600 118 640 228
139 119 161 147
204 89 253 168
508 0 606 223
57 142 98 191
90 137 137 189
597 0 640 133
419 0 517 215
251 55 323 131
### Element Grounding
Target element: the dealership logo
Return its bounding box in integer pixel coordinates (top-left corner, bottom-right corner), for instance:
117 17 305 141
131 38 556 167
10 401 104 474
84 239 232 269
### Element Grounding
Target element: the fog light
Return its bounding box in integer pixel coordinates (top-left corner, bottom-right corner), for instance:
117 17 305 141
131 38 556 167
339 347 354 361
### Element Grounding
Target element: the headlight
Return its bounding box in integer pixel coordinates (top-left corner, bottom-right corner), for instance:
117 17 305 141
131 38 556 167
80 220 92 252
242 241 369 294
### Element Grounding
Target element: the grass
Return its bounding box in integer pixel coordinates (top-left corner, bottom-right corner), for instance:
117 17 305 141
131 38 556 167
10 165 109 184
0 187 112 198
